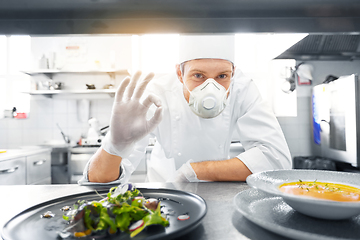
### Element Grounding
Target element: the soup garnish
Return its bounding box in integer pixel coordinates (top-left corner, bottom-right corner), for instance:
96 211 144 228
279 180 360 202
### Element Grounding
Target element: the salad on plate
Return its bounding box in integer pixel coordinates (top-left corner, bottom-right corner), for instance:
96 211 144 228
58 183 169 238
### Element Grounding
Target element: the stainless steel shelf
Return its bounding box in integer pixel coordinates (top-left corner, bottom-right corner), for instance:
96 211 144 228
21 69 130 79
24 89 116 98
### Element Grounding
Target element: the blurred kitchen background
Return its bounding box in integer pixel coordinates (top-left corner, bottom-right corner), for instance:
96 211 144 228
1 0 360 185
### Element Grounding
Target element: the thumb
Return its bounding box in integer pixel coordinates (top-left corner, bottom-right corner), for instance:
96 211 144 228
147 106 163 130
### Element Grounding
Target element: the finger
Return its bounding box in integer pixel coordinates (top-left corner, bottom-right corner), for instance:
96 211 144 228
142 93 162 109
133 72 155 100
125 71 142 100
115 76 130 102
148 106 163 130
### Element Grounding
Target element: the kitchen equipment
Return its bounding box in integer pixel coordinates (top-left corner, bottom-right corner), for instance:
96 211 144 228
69 146 98 183
86 84 95 89
0 157 26 185
41 140 71 184
78 118 105 146
100 125 109 135
103 83 114 89
87 118 100 139
2 188 207 240
26 152 51 185
312 74 360 168
37 80 62 90
56 123 70 144
50 82 63 90
38 54 48 69
50 147 70 184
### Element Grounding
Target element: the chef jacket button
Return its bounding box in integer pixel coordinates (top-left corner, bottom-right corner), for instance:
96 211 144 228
178 152 182 156
175 116 180 121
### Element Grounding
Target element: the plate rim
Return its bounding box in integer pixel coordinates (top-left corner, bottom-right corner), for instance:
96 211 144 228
233 188 354 240
1 187 207 240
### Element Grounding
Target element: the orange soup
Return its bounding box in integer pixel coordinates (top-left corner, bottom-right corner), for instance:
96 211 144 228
279 180 360 202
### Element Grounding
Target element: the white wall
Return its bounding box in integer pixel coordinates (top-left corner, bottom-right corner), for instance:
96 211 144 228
0 98 114 147
0 35 132 148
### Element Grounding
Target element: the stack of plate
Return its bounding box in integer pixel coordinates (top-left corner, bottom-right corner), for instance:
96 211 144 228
234 169 360 240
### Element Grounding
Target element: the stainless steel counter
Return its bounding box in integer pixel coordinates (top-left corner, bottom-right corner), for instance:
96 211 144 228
0 182 291 240
0 146 51 162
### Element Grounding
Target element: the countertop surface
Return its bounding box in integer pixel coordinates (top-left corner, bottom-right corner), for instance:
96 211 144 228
0 182 292 240
0 146 52 162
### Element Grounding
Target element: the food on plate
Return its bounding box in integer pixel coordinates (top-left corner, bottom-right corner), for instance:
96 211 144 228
279 179 360 202
177 214 190 221
61 206 71 211
41 211 55 218
58 183 169 238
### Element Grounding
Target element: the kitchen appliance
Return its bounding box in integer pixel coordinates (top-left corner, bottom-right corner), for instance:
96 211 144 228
49 146 70 184
41 141 71 184
79 118 107 146
312 74 360 169
69 146 98 184
276 34 360 61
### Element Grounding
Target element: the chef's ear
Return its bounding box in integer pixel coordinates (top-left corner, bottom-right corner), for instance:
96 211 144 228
175 64 184 83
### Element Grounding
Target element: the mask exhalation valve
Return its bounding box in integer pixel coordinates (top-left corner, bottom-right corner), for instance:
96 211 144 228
202 97 216 110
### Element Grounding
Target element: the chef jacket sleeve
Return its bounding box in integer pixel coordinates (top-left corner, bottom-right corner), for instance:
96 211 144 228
234 79 292 173
78 135 151 186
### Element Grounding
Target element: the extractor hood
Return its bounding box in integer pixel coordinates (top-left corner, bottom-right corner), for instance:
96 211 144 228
275 34 360 61
1 0 360 35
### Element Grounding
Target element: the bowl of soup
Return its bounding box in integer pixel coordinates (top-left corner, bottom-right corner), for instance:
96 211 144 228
246 169 360 220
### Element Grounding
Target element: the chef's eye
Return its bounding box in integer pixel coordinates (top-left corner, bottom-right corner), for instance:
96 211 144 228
217 74 227 79
194 73 204 79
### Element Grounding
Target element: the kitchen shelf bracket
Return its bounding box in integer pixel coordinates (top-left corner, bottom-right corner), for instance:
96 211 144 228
42 94 53 99
43 73 54 80
106 72 116 79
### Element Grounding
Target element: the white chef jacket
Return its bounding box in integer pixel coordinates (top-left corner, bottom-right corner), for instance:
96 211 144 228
79 70 291 185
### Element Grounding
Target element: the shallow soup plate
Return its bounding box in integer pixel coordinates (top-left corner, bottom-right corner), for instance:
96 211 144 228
246 169 360 220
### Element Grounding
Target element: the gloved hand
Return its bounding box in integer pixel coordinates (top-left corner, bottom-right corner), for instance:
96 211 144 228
167 160 199 182
102 71 163 158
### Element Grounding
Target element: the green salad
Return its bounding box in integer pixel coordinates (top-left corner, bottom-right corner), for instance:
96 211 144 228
59 183 169 238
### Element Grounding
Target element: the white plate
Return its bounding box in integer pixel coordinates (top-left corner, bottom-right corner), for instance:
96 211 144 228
246 169 360 219
234 188 360 240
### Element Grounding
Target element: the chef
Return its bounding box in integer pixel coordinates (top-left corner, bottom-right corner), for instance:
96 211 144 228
79 35 291 184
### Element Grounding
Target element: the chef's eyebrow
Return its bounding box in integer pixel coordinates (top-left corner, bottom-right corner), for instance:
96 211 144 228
180 62 234 76
188 69 233 75
217 70 233 75
188 69 207 74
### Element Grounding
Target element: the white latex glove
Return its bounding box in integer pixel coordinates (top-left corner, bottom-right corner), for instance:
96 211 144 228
167 160 199 182
102 71 163 158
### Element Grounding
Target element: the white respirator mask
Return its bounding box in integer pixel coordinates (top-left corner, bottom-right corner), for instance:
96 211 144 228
185 78 230 119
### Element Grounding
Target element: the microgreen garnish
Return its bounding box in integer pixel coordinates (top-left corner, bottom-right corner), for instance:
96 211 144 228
60 184 169 238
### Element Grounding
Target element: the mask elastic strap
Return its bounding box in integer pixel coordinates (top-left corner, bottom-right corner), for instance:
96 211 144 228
183 78 194 100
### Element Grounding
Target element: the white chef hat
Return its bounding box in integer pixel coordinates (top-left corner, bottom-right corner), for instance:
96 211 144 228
179 34 235 64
